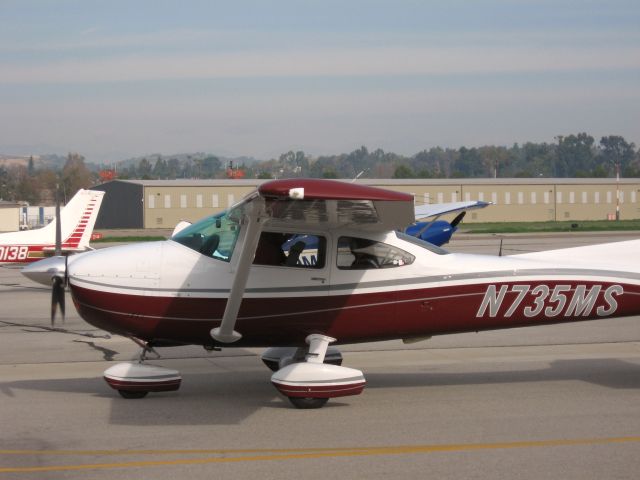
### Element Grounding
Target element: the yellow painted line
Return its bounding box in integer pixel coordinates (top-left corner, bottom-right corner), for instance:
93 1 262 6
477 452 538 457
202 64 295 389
0 436 638 473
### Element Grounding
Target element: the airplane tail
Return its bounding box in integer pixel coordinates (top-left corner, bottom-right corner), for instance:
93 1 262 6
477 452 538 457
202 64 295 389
40 189 105 250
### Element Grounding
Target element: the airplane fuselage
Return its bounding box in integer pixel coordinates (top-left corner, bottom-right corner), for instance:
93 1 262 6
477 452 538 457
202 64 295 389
64 229 640 348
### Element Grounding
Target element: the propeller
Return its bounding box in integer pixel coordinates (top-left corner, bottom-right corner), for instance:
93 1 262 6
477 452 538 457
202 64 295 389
50 185 67 325
450 211 466 228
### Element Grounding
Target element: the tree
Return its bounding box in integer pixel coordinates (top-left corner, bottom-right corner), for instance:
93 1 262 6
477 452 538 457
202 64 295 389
452 147 485 177
152 157 168 178
392 164 415 179
599 135 636 176
201 155 221 177
62 152 92 198
555 133 595 177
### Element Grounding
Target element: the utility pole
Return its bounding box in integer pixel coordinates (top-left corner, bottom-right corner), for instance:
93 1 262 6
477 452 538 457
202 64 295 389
616 162 620 221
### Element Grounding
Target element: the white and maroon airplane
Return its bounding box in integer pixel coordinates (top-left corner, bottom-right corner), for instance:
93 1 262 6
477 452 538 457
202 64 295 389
0 189 104 265
22 179 640 408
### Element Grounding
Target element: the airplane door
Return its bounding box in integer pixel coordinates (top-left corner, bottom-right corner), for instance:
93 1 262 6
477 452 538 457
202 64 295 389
244 232 331 336
328 235 399 341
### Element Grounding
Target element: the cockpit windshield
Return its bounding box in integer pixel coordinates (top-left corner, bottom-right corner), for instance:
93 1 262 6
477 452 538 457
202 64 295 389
171 206 243 262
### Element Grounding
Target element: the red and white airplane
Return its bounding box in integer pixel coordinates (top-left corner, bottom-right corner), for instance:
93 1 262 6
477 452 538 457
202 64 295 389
22 179 640 408
0 189 104 264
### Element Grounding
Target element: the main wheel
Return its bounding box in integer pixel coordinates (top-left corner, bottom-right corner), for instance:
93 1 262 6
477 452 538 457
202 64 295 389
288 397 329 409
118 390 148 399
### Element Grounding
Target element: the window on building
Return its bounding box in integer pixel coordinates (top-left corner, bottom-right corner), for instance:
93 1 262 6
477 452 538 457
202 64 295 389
227 194 235 207
531 192 537 204
164 194 171 209
505 192 511 205
148 194 155 209
212 194 219 208
196 194 203 208
517 192 523 205
180 194 187 208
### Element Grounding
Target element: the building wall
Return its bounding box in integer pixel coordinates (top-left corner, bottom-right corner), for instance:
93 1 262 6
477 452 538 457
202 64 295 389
94 179 640 229
93 181 144 229
0 207 20 232
143 185 256 229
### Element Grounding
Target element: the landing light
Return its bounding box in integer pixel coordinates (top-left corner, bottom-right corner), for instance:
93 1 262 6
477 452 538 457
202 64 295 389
289 188 305 200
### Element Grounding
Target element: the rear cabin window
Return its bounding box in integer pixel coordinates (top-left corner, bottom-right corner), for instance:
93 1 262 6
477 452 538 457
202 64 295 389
337 236 415 270
254 232 326 269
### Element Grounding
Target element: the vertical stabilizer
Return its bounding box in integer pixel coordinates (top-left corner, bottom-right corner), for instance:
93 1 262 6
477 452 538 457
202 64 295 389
59 189 105 250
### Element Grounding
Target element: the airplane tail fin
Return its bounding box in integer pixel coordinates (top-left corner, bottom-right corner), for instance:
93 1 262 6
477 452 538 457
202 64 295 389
61 189 105 250
40 189 105 251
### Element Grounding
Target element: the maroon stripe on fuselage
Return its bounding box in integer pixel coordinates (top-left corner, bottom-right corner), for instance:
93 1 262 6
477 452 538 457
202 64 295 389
70 279 640 347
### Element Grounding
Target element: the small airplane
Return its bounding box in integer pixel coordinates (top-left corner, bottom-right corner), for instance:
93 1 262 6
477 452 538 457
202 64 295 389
0 189 104 265
22 179 640 408
409 200 490 246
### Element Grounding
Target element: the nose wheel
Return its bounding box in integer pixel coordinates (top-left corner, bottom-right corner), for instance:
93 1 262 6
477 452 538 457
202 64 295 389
288 397 329 409
117 390 148 399
104 341 181 399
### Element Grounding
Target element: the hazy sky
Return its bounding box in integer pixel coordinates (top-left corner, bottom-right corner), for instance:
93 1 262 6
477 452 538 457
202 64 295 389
1 0 639 162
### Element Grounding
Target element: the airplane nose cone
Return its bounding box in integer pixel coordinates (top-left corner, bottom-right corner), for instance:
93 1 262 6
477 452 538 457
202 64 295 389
21 256 67 286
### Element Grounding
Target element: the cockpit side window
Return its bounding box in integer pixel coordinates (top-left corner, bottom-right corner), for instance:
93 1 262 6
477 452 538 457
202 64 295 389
337 236 415 270
254 232 326 269
171 207 242 262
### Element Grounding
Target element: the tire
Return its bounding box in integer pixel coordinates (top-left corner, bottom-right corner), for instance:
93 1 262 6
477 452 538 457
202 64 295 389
288 397 329 409
118 390 148 399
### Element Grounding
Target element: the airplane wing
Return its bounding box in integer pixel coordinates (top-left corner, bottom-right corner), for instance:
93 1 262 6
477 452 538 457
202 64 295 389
414 200 491 220
259 178 415 232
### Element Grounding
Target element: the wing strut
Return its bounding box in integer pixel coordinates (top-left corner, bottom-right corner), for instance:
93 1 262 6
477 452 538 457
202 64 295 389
211 198 265 343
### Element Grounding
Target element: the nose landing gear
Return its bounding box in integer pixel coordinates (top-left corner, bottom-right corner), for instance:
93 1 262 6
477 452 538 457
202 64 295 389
103 340 181 399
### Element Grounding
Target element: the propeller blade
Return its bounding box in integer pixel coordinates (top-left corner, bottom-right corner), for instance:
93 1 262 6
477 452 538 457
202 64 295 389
51 276 65 325
54 185 61 257
450 211 466 228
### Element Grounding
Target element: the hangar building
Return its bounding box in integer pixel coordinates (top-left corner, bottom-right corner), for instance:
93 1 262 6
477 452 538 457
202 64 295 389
92 178 640 230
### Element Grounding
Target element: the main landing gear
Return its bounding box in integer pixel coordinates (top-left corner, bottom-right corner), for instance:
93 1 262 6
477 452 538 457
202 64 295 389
268 334 366 409
103 340 181 399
